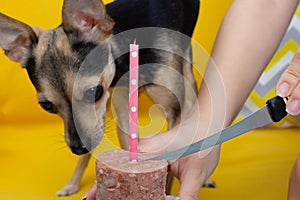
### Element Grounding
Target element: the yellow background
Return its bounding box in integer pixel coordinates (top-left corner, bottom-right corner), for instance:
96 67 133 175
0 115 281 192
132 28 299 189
1 0 300 199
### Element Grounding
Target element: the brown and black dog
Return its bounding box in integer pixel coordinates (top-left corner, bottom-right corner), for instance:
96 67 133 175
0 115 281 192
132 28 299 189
0 0 206 196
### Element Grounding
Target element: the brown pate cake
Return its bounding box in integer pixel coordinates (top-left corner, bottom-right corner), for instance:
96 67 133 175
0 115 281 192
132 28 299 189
96 149 168 200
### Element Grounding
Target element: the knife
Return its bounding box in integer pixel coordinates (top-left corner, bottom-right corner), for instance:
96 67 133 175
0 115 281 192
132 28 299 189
146 96 288 161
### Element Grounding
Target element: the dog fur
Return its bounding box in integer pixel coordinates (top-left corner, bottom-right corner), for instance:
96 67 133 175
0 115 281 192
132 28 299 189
0 0 201 196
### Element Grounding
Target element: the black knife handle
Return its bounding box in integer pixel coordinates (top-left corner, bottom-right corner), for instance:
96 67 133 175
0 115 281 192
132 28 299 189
266 96 288 122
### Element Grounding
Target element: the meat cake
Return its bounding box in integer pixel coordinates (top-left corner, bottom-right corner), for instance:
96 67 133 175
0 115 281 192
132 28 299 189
96 149 168 200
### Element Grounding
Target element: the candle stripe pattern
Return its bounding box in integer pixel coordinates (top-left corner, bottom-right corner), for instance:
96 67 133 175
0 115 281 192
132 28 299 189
129 41 139 162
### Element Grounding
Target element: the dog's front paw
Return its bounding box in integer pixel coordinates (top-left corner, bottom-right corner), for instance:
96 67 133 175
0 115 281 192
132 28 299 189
56 183 79 197
202 179 217 188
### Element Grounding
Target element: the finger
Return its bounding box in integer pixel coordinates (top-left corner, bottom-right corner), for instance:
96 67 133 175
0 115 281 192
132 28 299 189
178 148 220 200
178 171 204 200
287 82 300 115
83 184 97 200
276 49 300 98
175 157 205 200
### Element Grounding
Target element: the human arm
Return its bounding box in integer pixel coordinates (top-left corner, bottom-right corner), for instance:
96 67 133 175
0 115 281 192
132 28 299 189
140 0 299 199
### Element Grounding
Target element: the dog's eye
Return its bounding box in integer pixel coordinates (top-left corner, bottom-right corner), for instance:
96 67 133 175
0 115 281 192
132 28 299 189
84 85 103 103
39 101 57 114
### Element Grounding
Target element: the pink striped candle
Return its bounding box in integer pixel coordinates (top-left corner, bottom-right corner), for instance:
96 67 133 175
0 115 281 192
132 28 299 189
129 40 139 162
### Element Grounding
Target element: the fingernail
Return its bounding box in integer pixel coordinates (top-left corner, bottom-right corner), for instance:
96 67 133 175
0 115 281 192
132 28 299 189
82 196 87 200
287 99 300 115
277 82 290 97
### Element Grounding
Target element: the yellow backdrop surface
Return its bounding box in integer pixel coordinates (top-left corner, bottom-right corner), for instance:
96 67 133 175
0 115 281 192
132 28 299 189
1 0 300 200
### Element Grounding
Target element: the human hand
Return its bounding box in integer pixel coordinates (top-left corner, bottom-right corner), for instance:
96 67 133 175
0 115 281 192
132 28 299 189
276 48 300 115
139 132 220 200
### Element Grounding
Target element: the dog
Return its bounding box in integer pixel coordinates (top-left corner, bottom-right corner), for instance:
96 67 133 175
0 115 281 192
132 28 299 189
0 0 208 196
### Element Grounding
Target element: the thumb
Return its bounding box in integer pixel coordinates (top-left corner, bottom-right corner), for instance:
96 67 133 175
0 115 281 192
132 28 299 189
139 131 175 153
140 122 199 155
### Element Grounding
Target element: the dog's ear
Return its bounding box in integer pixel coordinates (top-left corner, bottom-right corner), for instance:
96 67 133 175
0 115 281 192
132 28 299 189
62 0 114 42
0 13 37 67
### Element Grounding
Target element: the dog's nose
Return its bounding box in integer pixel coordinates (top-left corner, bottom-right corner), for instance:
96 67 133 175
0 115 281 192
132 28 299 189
70 144 89 155
67 122 90 155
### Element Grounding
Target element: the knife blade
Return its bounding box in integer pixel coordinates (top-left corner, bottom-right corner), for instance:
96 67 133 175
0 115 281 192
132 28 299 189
146 96 288 161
